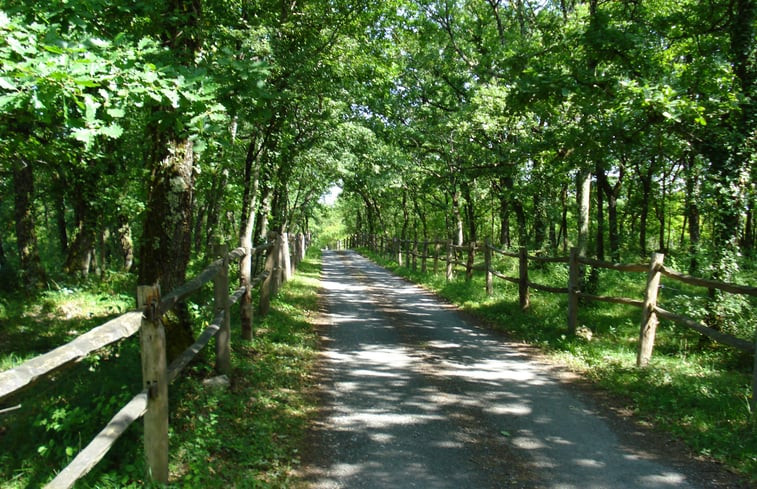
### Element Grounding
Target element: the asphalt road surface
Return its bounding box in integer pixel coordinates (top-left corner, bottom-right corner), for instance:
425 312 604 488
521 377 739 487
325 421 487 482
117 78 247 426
300 250 721 489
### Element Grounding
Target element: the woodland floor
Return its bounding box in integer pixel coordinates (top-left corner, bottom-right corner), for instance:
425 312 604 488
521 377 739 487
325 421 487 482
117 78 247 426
298 250 750 489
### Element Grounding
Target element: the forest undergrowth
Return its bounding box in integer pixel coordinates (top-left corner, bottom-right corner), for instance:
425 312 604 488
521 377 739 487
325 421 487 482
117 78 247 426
0 251 323 488
360 248 757 483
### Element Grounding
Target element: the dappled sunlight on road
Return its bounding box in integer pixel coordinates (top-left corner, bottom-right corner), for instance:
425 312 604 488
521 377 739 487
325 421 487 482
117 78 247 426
302 250 702 489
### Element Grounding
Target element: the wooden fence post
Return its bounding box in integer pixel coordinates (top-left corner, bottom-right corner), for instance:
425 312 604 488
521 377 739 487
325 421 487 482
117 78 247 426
295 233 304 268
281 232 292 283
213 244 231 374
412 240 418 270
637 252 665 367
396 238 403 266
519 246 530 310
137 285 168 484
465 242 475 282
446 240 454 281
485 239 493 296
567 247 579 334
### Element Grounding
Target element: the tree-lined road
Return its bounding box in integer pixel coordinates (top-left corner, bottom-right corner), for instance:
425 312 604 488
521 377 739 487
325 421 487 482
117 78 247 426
301 251 709 489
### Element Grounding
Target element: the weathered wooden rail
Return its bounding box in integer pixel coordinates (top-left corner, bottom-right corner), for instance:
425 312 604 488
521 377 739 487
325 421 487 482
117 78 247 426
348 233 757 412
0 231 310 488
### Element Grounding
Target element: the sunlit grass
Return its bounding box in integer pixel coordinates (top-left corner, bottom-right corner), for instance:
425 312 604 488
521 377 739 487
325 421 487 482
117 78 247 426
0 251 323 488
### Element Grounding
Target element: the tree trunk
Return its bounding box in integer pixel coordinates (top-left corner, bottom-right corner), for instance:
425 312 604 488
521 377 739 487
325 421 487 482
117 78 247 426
239 136 262 339
462 181 477 243
637 159 654 257
559 184 568 253
256 185 273 246
498 195 510 248
656 174 667 253
64 168 98 277
451 186 464 246
401 189 410 241
576 168 591 258
595 164 605 261
117 214 134 272
52 171 68 254
513 198 527 247
599 164 623 263
532 191 546 251
139 138 194 291
0 230 6 270
13 160 46 289
204 169 228 250
496 176 512 248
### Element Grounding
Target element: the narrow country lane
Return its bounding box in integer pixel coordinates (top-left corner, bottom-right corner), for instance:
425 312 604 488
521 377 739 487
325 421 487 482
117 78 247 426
301 250 706 489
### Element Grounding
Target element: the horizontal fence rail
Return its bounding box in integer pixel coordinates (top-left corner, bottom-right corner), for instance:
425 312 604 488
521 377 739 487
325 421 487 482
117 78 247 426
0 231 311 488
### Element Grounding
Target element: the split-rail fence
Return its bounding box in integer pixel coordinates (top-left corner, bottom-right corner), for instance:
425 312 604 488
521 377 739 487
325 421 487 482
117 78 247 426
0 231 310 488
348 233 757 414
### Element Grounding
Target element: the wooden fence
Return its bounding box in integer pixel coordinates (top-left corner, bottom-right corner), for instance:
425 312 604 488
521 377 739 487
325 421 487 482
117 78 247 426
349 233 757 412
0 231 309 488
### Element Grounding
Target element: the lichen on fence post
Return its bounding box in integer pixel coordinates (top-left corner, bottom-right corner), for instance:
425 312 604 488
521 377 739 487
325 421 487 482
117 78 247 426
637 252 665 367
137 284 168 484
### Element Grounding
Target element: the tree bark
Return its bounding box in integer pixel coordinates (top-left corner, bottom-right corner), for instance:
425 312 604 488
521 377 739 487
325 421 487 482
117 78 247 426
595 164 605 261
117 214 134 272
576 168 591 258
513 198 527 247
239 136 262 339
13 160 46 289
559 184 568 253
599 163 623 262
462 181 477 243
636 158 654 257
498 193 510 248
64 166 98 277
451 186 464 246
139 139 195 293
204 169 228 250
52 171 68 254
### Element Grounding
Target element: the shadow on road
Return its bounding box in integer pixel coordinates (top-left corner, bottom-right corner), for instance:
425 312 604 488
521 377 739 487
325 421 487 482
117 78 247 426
301 251 707 489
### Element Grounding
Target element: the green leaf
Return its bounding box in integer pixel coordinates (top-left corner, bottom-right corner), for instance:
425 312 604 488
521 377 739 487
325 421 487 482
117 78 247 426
0 77 17 90
0 94 17 109
106 107 125 118
161 88 180 108
72 127 96 147
83 94 100 123
100 123 124 139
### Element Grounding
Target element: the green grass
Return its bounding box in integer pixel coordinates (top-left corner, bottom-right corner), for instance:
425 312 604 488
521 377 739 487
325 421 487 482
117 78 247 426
0 252 323 488
361 248 757 482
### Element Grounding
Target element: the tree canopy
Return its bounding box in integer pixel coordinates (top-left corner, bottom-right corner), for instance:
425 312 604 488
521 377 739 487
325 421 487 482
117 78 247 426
0 0 754 293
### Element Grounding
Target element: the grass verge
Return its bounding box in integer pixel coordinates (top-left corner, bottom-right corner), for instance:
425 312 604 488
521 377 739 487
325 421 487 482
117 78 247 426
0 251 322 488
360 248 757 483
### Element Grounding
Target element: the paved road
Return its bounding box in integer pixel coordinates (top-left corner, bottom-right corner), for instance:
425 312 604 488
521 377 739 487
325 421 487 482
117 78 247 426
301 250 705 489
